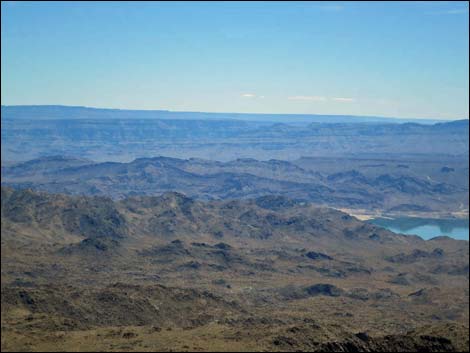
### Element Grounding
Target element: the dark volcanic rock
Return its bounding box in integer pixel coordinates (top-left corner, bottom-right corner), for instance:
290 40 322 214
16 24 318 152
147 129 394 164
213 242 232 250
305 251 333 260
139 241 190 260
431 264 469 276
255 195 300 210
272 323 467 352
304 284 343 297
59 237 121 256
389 273 411 286
386 248 445 264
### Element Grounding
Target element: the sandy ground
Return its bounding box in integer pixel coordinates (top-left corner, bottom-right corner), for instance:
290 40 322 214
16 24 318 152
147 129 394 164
337 208 469 221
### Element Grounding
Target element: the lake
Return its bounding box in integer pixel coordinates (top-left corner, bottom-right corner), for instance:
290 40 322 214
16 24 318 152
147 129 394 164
368 217 469 241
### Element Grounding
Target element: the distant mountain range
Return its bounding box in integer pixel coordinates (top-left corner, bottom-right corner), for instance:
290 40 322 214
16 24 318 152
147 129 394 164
1 105 456 124
2 155 468 216
2 107 468 163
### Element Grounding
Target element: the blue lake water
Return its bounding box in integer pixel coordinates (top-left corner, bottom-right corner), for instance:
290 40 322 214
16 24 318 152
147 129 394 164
368 217 469 241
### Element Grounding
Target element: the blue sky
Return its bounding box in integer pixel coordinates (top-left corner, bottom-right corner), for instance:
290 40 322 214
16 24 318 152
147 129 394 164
1 1 469 119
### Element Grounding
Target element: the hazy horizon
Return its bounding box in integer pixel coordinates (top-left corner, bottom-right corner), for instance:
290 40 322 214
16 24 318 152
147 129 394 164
2 1 469 120
1 103 468 122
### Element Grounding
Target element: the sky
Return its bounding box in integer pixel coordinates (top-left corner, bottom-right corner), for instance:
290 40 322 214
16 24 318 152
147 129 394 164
1 1 469 120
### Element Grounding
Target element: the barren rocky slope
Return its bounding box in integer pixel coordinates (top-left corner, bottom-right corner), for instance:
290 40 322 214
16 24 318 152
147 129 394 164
2 154 468 217
1 187 468 351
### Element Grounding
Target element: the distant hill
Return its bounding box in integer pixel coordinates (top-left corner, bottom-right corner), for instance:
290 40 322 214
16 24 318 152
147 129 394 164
1 108 468 163
0 105 450 124
2 155 468 216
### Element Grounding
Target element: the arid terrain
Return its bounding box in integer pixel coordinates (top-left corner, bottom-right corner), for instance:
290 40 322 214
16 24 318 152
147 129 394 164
2 0 469 350
2 153 468 219
1 108 469 352
1 187 468 351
